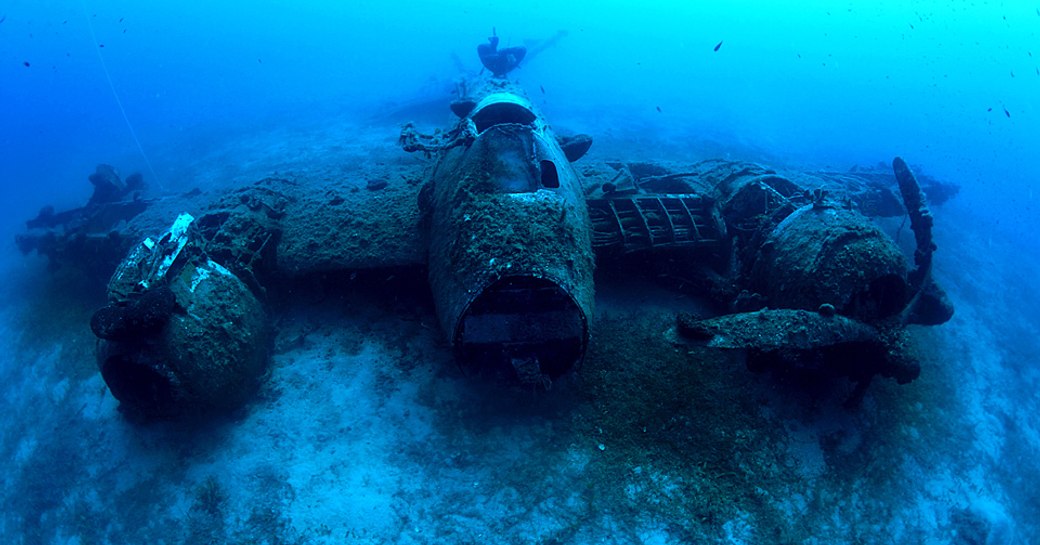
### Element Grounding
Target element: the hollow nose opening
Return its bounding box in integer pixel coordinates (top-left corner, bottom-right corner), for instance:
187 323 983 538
455 276 587 385
100 353 179 418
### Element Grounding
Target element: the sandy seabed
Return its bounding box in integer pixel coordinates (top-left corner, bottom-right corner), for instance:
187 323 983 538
0 120 1036 545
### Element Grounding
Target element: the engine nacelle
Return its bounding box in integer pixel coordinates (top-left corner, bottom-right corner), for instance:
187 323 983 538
749 204 910 321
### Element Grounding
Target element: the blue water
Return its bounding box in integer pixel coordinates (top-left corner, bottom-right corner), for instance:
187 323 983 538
4 2 1037 220
2 1 1038 544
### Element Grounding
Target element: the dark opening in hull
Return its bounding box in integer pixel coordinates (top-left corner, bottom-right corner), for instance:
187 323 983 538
455 276 587 386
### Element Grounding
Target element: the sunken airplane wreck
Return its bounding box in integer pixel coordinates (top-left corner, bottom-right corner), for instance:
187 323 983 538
18 78 955 420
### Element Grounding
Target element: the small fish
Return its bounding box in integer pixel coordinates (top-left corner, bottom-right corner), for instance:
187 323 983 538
1011 70 1015 77
1004 107 1011 118
540 85 545 94
0 15 6 24
1036 67 1039 75
987 107 993 112
909 23 914 29
23 61 30 67
713 40 723 52
656 106 662 113
119 17 124 22
99 43 105 48
257 58 263 64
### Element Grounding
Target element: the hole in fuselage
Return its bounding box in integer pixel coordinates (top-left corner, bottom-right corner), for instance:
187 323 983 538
540 160 559 189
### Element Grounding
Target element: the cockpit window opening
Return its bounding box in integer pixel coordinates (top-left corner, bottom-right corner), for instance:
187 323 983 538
471 103 537 133
540 160 560 189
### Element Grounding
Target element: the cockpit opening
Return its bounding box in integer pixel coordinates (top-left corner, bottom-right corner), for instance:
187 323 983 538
540 160 560 189
471 102 537 133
